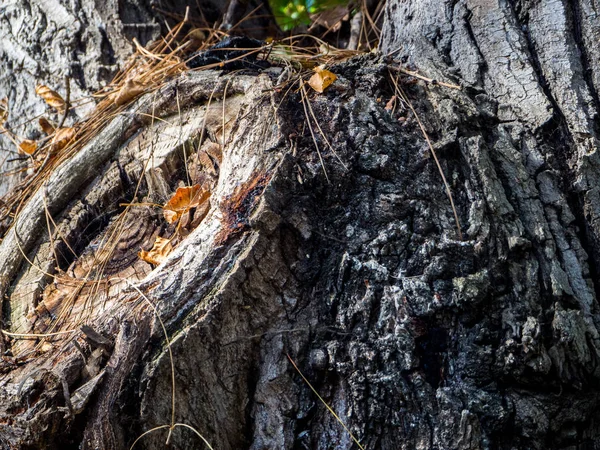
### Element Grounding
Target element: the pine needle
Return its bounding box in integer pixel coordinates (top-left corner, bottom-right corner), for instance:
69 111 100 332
287 353 365 450
389 72 463 240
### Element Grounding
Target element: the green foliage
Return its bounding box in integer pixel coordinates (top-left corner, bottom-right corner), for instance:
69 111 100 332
268 0 350 31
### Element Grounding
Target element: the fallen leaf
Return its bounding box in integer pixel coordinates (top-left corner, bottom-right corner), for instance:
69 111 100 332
197 149 217 175
138 236 173 265
113 79 146 106
164 210 178 224
179 211 191 229
308 65 337 93
385 95 397 112
39 117 55 135
190 200 211 228
51 127 75 152
0 98 8 126
309 5 349 32
163 184 211 224
39 342 54 353
205 141 223 163
188 28 206 47
35 85 65 111
18 139 38 155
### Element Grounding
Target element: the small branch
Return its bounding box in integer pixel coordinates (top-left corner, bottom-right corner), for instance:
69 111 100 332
388 71 463 240
57 76 71 130
220 0 249 31
287 354 365 450
348 11 363 51
1 328 78 339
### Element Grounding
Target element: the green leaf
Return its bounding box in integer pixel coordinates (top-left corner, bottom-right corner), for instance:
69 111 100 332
269 0 350 31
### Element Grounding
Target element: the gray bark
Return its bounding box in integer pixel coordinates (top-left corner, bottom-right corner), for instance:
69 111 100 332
0 0 263 196
0 0 160 196
2 1 600 449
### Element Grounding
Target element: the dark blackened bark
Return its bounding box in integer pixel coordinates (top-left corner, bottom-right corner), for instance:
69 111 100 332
376 1 600 448
2 1 600 449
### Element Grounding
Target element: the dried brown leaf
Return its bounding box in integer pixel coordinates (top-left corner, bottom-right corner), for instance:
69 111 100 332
163 184 211 224
138 236 173 265
164 210 178 224
39 117 55 135
0 97 8 126
308 66 337 93
385 95 397 112
188 28 206 47
35 85 65 111
18 139 38 155
113 79 146 106
197 150 217 175
181 211 191 229
310 5 349 32
51 127 76 152
205 142 222 164
190 200 210 228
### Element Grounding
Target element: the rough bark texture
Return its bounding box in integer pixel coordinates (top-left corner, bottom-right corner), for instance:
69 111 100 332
2 0 600 449
379 1 600 448
0 0 270 196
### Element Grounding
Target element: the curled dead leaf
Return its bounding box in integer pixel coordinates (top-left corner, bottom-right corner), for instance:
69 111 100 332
138 236 173 265
197 150 217 175
190 200 210 229
205 141 223 163
164 210 178 224
385 95 397 112
309 5 349 32
113 79 146 106
35 85 66 111
308 65 337 93
188 28 206 47
51 127 76 152
39 117 55 135
0 97 8 126
39 342 54 353
163 184 211 224
18 139 38 155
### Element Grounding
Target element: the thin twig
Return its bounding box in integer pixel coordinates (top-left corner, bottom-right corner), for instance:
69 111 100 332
287 354 365 450
301 82 348 170
1 329 77 339
123 279 214 450
57 76 71 129
389 73 463 239
299 82 329 181
388 66 462 90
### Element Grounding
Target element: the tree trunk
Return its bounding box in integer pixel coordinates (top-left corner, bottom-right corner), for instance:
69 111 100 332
2 1 600 449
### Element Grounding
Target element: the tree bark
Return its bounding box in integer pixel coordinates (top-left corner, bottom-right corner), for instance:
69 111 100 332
2 1 600 449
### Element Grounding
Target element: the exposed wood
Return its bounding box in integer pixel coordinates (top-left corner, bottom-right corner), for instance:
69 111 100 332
0 70 283 448
2 0 600 449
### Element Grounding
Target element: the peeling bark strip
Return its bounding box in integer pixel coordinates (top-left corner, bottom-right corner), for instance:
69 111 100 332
2 0 600 449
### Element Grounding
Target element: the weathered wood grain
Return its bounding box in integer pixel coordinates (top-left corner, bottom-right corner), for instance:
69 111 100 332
0 69 283 448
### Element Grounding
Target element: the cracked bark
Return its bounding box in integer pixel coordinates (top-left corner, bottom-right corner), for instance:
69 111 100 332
2 0 600 449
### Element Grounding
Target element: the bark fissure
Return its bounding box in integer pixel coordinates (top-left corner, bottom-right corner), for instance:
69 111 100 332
570 0 600 114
